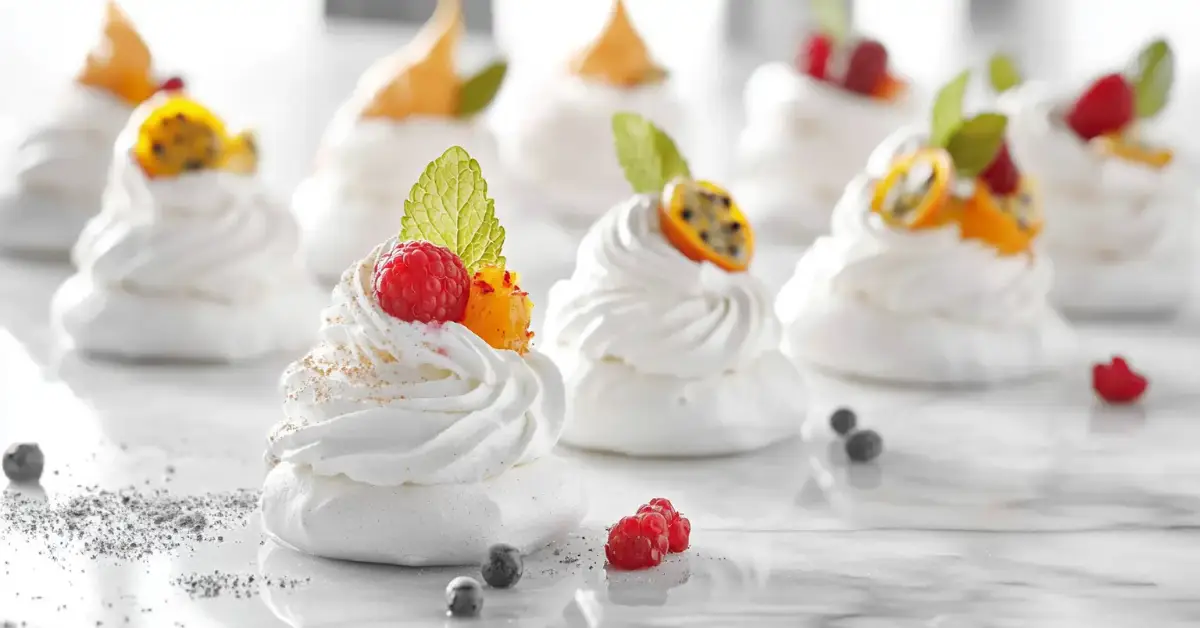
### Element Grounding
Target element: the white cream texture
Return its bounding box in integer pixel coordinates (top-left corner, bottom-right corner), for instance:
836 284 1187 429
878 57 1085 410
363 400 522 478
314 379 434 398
0 85 133 254
261 242 584 566
497 75 684 218
1001 83 1194 315
293 103 497 283
543 195 804 457
51 126 324 362
734 63 918 240
776 131 1076 384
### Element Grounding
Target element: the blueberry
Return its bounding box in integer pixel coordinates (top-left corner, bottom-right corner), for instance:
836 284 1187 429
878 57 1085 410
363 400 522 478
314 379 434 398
445 576 483 617
845 430 883 463
480 543 523 589
3 443 44 483
829 408 857 437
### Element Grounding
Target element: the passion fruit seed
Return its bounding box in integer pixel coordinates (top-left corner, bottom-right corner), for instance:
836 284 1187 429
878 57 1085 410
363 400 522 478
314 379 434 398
143 113 222 177
674 181 749 266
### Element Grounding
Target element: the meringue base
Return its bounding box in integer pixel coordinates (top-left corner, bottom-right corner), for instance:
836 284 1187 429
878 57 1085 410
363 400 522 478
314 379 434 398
260 457 586 567
549 345 802 457
1050 254 1190 318
0 188 95 257
50 274 325 363
781 293 1077 385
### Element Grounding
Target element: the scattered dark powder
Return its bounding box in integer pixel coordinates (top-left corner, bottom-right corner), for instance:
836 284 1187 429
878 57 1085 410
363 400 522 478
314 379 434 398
0 486 260 564
170 572 310 599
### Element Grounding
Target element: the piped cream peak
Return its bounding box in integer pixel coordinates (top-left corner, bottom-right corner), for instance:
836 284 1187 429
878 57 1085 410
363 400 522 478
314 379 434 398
571 0 666 88
76 0 156 105
357 0 464 121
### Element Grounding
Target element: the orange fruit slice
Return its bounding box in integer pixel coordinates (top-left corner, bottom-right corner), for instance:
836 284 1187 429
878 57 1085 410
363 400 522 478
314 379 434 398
872 73 908 102
1092 133 1174 169
870 148 954 230
658 178 754 273
462 266 534 355
956 176 1042 256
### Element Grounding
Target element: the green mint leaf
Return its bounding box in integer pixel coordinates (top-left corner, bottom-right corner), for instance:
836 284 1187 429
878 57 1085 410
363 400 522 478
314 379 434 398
1131 39 1173 119
945 113 1008 178
458 60 508 118
931 70 971 148
988 53 1022 93
611 112 691 195
400 146 506 273
810 0 850 44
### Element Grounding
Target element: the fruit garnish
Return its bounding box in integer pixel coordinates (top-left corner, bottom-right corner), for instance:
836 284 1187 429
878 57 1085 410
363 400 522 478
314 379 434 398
358 0 461 120
462 266 533 354
798 33 835 81
458 60 508 118
220 130 259 175
980 141 1020 196
572 0 667 88
871 147 954 230
1092 133 1174 169
1092 356 1148 405
955 178 1042 255
611 112 691 195
607 497 691 570
660 178 753 272
132 96 261 178
841 38 889 97
871 73 907 101
930 70 1010 178
400 146 506 275
1065 74 1135 141
158 76 186 93
372 240 470 323
845 429 883 463
76 1 157 106
987 53 1022 94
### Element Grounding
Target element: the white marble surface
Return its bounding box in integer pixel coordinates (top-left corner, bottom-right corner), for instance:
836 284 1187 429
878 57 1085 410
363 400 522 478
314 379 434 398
4 7 1200 628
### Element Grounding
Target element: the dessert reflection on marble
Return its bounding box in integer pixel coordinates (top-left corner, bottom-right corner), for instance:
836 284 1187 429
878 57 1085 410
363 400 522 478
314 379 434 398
495 0 686 218
292 0 509 284
262 146 585 567
778 70 1076 385
995 40 1194 318
733 3 918 243
543 113 804 457
50 93 324 363
0 1 171 257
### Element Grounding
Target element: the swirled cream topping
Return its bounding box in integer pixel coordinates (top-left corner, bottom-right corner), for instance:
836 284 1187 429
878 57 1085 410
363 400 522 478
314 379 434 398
545 195 779 378
267 241 565 486
72 152 303 304
780 175 1054 326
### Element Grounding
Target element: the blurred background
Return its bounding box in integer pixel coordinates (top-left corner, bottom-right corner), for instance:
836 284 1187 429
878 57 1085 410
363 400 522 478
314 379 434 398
0 0 1197 195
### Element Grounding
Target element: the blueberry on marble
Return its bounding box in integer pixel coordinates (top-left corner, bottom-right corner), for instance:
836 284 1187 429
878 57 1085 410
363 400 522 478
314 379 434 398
446 576 484 617
3 443 44 483
829 408 858 437
481 543 523 589
845 430 883 463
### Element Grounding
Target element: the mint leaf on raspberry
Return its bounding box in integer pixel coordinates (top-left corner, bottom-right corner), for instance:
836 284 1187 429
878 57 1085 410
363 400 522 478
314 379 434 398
401 146 506 274
1130 38 1173 119
930 70 970 148
945 113 1008 178
612 112 691 195
458 60 508 118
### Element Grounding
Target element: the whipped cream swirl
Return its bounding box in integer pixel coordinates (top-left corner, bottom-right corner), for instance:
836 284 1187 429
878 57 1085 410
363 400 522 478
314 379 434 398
545 195 780 378
10 85 132 202
267 241 565 486
1001 83 1193 261
780 174 1054 326
73 151 307 304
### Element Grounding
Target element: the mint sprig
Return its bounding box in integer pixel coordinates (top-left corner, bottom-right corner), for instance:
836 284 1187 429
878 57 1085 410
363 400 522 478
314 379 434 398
1130 38 1173 119
931 70 970 148
458 60 508 118
987 53 1022 94
400 146 505 273
929 70 1008 178
611 112 691 194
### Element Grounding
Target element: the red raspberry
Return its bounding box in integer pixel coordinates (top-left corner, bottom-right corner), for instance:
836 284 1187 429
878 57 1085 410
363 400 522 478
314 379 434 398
1092 356 1148 404
1065 73 1134 140
668 516 691 553
372 240 469 323
637 498 677 526
159 76 185 92
980 141 1021 196
841 38 889 96
605 514 666 570
797 33 834 81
